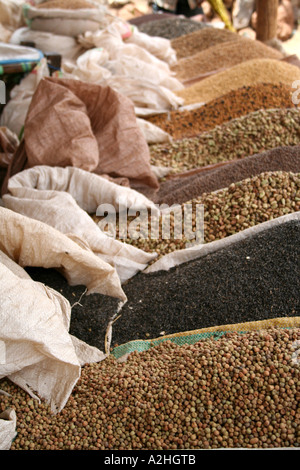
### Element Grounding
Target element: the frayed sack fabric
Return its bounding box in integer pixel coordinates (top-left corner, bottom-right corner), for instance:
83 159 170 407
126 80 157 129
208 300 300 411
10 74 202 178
12 76 159 189
2 165 159 283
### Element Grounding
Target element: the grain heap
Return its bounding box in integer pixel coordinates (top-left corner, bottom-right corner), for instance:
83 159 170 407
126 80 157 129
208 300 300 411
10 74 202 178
170 27 241 59
1 325 299 449
94 171 300 259
145 83 299 140
149 108 300 173
145 146 300 206
176 59 300 105
171 37 283 82
137 17 210 39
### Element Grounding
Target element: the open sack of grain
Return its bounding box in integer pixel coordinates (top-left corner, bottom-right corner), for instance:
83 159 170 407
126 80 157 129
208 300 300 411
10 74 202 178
41 213 297 452
171 36 284 83
23 0 111 37
0 246 109 440
2 316 300 450
145 210 300 273
145 82 300 141
176 58 300 106
0 202 138 448
9 26 86 61
149 108 300 174
1 165 160 283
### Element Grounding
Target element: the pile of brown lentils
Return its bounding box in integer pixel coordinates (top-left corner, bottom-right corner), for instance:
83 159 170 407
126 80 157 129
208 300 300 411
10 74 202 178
149 108 300 174
94 171 300 260
1 327 299 449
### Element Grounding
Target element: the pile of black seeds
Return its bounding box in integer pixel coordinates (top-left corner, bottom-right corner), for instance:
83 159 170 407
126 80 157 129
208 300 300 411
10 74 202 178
26 219 300 352
25 266 112 353
137 17 210 39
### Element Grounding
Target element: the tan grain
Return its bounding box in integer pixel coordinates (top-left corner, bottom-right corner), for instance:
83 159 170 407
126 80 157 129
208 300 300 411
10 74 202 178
171 27 241 59
172 37 283 81
176 58 300 105
36 0 97 9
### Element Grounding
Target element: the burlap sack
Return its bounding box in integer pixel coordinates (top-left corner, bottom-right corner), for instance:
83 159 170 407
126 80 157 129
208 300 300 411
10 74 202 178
22 76 159 189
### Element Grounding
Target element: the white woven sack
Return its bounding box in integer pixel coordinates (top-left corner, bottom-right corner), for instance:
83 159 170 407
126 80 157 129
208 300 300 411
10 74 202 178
24 4 112 37
2 165 159 283
0 205 126 300
0 250 106 418
9 27 85 61
0 408 17 451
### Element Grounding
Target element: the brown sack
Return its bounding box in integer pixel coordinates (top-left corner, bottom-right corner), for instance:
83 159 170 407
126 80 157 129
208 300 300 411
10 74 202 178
24 78 99 172
23 76 159 188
